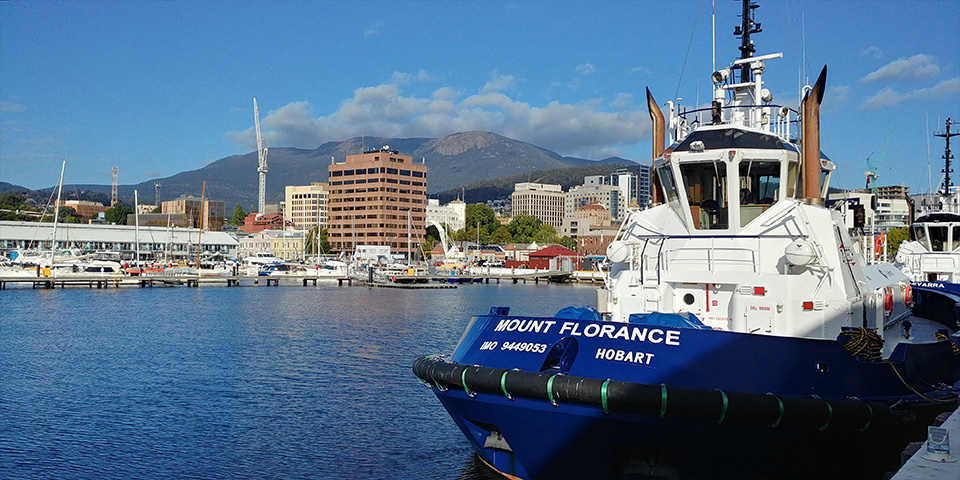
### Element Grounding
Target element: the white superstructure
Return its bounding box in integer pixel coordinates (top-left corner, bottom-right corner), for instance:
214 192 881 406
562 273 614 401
602 44 909 344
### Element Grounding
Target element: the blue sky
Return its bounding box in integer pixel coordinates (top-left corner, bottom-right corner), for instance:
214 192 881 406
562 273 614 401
2 0 958 195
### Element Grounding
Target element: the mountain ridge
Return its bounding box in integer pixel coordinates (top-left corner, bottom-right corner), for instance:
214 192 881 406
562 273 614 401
2 131 638 210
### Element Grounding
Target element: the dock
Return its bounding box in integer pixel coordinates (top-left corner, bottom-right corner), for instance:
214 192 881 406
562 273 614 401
893 406 960 479
0 274 354 289
1 269 587 290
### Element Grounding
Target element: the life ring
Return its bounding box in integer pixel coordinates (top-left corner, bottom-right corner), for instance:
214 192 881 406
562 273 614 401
874 235 884 257
883 287 893 316
903 284 913 306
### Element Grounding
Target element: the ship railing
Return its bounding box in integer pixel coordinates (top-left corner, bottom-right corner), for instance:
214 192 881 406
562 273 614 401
625 234 806 285
672 104 799 144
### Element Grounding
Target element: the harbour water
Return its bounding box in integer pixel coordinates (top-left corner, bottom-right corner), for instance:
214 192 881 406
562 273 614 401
0 282 598 479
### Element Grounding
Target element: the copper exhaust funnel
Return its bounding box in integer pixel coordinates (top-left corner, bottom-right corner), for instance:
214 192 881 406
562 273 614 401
802 66 827 205
647 88 665 204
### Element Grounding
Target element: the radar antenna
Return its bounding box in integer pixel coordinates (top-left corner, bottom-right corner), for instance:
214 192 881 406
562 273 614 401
734 0 762 83
937 118 958 195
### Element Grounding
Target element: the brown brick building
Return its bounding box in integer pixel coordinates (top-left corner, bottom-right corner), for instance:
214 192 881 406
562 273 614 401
327 148 427 257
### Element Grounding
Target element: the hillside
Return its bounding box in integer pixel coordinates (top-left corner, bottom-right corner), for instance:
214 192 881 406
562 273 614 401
9 131 638 210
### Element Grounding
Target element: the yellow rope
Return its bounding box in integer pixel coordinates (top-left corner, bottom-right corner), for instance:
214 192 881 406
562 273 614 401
882 359 956 404
934 332 960 354
841 328 956 404
839 328 883 361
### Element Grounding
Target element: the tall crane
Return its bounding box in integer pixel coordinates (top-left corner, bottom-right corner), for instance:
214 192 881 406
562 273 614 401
254 98 269 216
864 130 892 196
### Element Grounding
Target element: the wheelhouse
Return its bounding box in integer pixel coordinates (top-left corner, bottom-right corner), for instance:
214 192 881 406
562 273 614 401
653 125 833 233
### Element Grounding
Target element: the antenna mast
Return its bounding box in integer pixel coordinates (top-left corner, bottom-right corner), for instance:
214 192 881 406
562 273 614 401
734 0 761 83
938 118 959 195
254 98 269 216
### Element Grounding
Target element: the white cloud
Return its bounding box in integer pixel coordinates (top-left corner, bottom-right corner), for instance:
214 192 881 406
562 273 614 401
860 46 882 59
862 54 940 83
480 71 516 94
575 62 597 75
0 101 25 113
824 85 851 111
364 20 384 37
226 71 650 159
391 70 434 85
861 77 960 110
631 66 651 75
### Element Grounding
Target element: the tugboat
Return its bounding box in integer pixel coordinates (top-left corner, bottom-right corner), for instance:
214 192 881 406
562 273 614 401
413 2 960 479
895 118 960 329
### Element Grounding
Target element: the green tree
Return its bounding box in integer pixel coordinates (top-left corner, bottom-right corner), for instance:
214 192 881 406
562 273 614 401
305 227 332 256
58 206 80 224
557 235 577 250
425 225 442 245
886 227 910 259
506 215 543 243
152 206 162 213
421 238 438 258
104 202 132 225
0 193 38 221
489 225 513 245
231 203 247 225
465 203 499 237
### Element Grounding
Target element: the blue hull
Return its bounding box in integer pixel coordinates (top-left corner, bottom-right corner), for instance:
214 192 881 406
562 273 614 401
415 310 960 479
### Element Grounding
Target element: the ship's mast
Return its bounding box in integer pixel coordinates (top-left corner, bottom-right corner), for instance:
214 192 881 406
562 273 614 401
937 118 958 195
734 0 761 83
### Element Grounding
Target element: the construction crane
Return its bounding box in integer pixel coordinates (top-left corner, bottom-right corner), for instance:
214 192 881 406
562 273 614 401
864 130 892 196
254 98 269 217
111 166 118 207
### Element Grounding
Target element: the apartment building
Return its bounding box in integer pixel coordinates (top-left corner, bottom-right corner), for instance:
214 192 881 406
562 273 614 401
284 182 329 231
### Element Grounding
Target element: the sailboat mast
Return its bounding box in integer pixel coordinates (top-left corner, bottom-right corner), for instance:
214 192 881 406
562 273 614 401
134 190 141 268
195 180 206 273
50 160 66 266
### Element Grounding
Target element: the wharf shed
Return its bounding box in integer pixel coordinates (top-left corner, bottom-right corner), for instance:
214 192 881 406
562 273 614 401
0 220 239 262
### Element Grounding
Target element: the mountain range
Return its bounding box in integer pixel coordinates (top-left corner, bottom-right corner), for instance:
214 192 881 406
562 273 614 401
1 131 636 210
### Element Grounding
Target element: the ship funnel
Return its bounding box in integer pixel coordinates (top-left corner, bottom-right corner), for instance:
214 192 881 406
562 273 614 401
647 88 666 204
801 66 827 205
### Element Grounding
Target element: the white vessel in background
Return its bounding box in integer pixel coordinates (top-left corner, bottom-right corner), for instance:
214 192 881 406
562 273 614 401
896 118 960 282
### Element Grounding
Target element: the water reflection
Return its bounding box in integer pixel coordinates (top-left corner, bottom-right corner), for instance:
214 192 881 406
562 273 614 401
0 283 597 479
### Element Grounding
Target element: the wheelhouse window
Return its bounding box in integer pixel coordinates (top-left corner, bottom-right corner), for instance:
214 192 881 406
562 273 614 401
679 161 728 230
739 160 780 227
928 225 948 252
657 164 686 226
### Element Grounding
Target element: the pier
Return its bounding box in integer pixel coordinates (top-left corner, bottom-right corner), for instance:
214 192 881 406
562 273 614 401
0 269 585 290
0 274 355 289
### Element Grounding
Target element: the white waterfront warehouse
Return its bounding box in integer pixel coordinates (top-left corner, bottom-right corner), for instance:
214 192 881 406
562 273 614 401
0 220 239 262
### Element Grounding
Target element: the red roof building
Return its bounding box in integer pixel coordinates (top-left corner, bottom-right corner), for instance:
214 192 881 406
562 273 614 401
524 245 582 271
240 213 287 233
